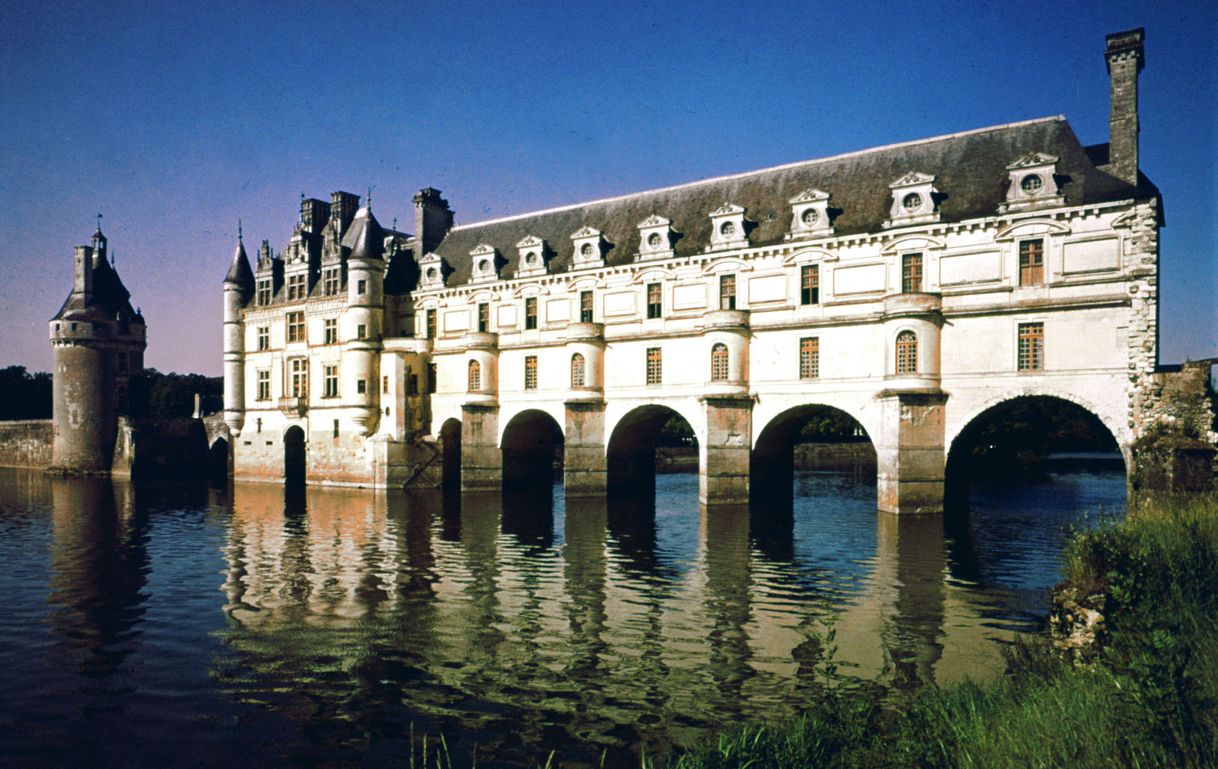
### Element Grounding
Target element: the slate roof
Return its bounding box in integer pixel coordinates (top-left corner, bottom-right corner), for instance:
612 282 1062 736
430 116 1151 288
53 252 140 323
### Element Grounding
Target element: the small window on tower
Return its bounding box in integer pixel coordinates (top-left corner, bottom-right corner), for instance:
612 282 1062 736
478 303 489 333
902 253 923 293
719 275 736 310
357 279 367 295
357 379 367 395
357 324 366 340
580 291 594 323
426 309 437 339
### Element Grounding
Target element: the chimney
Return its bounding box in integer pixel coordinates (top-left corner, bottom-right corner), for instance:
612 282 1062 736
73 245 94 299
1105 28 1145 186
300 197 331 234
330 191 360 237
413 187 454 255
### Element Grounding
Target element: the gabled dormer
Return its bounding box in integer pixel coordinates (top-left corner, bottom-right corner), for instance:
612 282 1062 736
788 188 833 239
1000 152 1065 213
637 214 677 261
418 251 446 290
884 172 940 228
707 204 749 251
515 235 549 278
570 226 606 269
469 243 501 285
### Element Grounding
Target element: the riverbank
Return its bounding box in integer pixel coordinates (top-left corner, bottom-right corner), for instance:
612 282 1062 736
652 494 1218 769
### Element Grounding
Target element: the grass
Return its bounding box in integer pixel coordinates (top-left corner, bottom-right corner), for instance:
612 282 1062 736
649 494 1218 769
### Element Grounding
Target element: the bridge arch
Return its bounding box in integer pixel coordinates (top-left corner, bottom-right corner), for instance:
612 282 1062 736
606 404 699 501
439 418 462 491
501 409 564 491
283 424 306 488
751 403 876 510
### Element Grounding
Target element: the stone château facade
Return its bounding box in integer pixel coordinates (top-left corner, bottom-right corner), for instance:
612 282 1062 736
223 29 1174 511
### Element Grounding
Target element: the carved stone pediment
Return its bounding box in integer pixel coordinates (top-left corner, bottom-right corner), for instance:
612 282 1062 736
1001 153 1064 212
885 172 939 227
570 226 606 269
707 203 749 251
637 215 676 261
515 235 548 278
469 244 501 284
789 189 833 239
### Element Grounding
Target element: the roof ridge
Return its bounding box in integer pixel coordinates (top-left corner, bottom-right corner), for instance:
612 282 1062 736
450 115 1066 232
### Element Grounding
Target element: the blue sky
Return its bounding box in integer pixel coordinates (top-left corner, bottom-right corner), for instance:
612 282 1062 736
0 0 1213 375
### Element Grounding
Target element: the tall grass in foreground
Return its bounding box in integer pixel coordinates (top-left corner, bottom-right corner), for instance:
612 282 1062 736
653 495 1218 769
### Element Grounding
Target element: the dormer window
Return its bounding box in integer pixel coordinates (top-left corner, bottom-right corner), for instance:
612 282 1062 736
885 173 939 228
515 235 549 278
789 188 833 239
570 226 607 269
418 252 445 289
1001 153 1064 212
637 215 676 261
469 244 500 285
707 204 748 251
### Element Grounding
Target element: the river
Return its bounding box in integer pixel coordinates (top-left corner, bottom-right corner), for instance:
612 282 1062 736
0 460 1126 768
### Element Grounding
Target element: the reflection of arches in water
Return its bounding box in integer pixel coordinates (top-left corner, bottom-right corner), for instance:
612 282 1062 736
439 418 461 492
501 486 555 553
208 438 229 481
605 494 681 582
876 513 946 693
750 404 875 517
283 425 306 488
500 409 564 493
607 406 698 502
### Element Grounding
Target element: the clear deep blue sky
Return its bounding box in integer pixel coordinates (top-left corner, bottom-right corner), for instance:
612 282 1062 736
1 0 1213 375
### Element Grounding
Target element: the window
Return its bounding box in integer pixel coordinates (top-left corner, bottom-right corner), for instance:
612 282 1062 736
256 279 272 306
895 330 918 374
287 273 306 301
356 323 366 340
571 353 586 387
357 279 367 295
646 347 662 385
646 283 662 319
117 352 128 373
428 363 437 394
426 309 436 339
801 264 820 305
1019 239 1044 285
256 370 270 401
356 379 366 394
289 358 308 398
524 355 538 390
323 268 340 296
580 291 593 323
323 318 337 345
257 326 270 350
286 311 305 343
333 419 339 438
710 342 730 381
468 360 481 391
902 253 923 293
1018 322 1044 371
525 297 538 330
383 375 389 394
323 364 338 398
800 337 820 379
719 275 736 310
478 303 489 332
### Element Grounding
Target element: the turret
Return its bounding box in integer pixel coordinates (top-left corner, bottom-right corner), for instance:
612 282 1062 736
1105 28 1145 186
341 201 385 435
223 226 255 434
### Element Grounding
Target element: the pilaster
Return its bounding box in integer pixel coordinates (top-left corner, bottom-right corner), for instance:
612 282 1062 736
564 399 606 497
700 395 752 506
876 391 946 514
460 403 501 490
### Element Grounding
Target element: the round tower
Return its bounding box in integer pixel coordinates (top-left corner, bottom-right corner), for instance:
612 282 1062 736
223 227 255 435
343 203 385 436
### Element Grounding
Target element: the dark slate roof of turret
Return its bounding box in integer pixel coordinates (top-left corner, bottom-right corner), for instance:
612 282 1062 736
52 250 136 322
224 236 255 289
431 116 1152 287
342 206 384 261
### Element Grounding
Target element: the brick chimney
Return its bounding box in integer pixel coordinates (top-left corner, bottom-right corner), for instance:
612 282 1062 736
413 187 454 255
1105 28 1145 186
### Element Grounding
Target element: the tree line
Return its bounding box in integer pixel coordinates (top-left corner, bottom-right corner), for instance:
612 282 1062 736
0 366 221 421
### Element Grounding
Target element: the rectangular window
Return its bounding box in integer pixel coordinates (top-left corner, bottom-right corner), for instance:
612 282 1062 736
1019 239 1044 285
323 364 339 398
287 273 306 301
478 303 489 332
357 323 366 340
646 283 662 319
357 279 367 295
323 268 340 296
800 337 820 380
428 363 437 394
286 311 305 343
524 355 538 390
902 253 923 293
719 274 736 310
426 309 436 339
256 279 272 306
323 318 337 345
289 358 308 398
801 264 820 305
356 379 366 395
525 297 538 330
333 419 339 438
382 375 389 394
256 370 270 401
1018 322 1045 371
580 291 594 323
646 347 662 385
257 326 270 350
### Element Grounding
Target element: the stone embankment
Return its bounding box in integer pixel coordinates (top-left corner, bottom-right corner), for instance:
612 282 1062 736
0 420 53 468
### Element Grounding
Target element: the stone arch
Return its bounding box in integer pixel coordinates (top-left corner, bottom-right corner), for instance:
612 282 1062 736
283 424 306 488
207 436 229 480
501 409 564 491
606 404 699 501
439 417 462 491
751 403 876 511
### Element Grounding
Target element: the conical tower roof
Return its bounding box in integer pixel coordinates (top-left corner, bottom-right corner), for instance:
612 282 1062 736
224 230 256 290
342 206 384 261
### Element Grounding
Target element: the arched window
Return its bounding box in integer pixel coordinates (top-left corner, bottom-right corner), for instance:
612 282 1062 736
571 353 586 388
467 360 481 392
895 330 918 374
710 342 730 382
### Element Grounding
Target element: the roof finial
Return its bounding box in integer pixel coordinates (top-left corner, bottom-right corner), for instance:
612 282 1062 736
238 218 243 242
96 212 103 233
366 186 373 211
